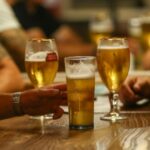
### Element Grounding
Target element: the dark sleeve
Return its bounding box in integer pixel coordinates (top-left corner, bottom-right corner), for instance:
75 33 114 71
38 6 62 37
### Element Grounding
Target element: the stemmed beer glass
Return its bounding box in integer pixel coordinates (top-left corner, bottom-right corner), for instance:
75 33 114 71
97 38 130 121
25 39 58 119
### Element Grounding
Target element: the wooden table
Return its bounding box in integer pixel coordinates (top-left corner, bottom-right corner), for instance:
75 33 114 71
0 104 149 150
13 71 149 149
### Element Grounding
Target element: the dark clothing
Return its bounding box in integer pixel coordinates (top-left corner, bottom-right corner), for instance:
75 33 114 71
12 2 61 37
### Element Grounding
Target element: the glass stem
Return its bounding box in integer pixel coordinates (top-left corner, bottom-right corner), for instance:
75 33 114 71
109 92 120 114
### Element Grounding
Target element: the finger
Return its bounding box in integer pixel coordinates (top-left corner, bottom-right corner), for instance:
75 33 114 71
52 107 64 119
51 83 67 91
120 83 140 104
60 99 68 106
38 88 59 97
127 76 137 87
60 91 67 99
133 81 141 93
59 91 67 105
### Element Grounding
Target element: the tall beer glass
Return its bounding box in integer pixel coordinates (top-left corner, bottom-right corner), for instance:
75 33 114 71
65 56 96 129
97 38 130 121
25 39 58 119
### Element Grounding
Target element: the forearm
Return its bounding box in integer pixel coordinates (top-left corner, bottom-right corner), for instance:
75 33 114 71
0 28 27 71
0 94 16 120
0 57 25 93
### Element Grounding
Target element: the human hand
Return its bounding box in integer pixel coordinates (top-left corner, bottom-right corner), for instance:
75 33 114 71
119 77 139 105
131 76 150 98
119 76 150 105
20 83 67 119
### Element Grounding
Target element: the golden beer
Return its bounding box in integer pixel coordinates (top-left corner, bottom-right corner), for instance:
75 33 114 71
141 22 150 50
97 47 130 92
25 60 58 87
67 75 95 129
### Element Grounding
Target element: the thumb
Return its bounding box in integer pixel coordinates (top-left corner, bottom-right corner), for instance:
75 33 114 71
133 80 141 93
52 107 64 119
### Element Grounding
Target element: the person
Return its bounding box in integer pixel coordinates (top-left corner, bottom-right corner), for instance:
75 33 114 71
0 0 32 93
119 76 150 105
0 83 66 120
0 43 25 93
1 0 96 73
0 0 27 71
53 25 96 70
12 0 61 38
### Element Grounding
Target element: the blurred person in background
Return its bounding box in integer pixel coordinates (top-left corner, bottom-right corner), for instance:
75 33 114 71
119 76 150 105
128 13 150 71
11 0 96 69
11 0 61 38
54 24 96 71
0 0 95 92
5 0 96 71
0 0 27 71
0 0 27 92
0 44 25 93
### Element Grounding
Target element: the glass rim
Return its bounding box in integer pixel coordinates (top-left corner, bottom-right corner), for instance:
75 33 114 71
98 37 128 41
65 56 96 61
27 38 56 42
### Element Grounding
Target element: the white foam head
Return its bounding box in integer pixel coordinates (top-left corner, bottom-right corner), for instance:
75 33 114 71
66 62 95 79
98 45 128 50
67 73 94 79
26 51 49 61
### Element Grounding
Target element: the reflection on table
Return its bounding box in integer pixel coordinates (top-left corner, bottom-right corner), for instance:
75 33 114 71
0 109 149 150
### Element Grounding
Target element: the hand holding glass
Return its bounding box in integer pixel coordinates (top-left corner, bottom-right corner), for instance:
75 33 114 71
25 39 58 119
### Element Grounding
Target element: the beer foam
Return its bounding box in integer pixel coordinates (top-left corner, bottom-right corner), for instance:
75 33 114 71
27 51 49 61
67 73 94 79
66 62 95 78
98 45 128 49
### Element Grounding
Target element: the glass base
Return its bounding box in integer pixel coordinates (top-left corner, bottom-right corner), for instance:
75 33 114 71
69 124 93 130
100 112 127 122
43 114 53 120
29 115 43 120
29 114 53 120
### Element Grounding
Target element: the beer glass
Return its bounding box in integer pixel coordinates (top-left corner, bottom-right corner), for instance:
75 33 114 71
25 39 58 119
141 15 150 51
97 38 130 121
65 56 96 129
89 13 113 44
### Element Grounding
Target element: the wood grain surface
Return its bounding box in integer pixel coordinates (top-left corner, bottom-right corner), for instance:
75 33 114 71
0 111 149 150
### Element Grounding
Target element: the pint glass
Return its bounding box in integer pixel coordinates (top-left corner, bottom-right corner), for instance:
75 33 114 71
65 56 96 130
